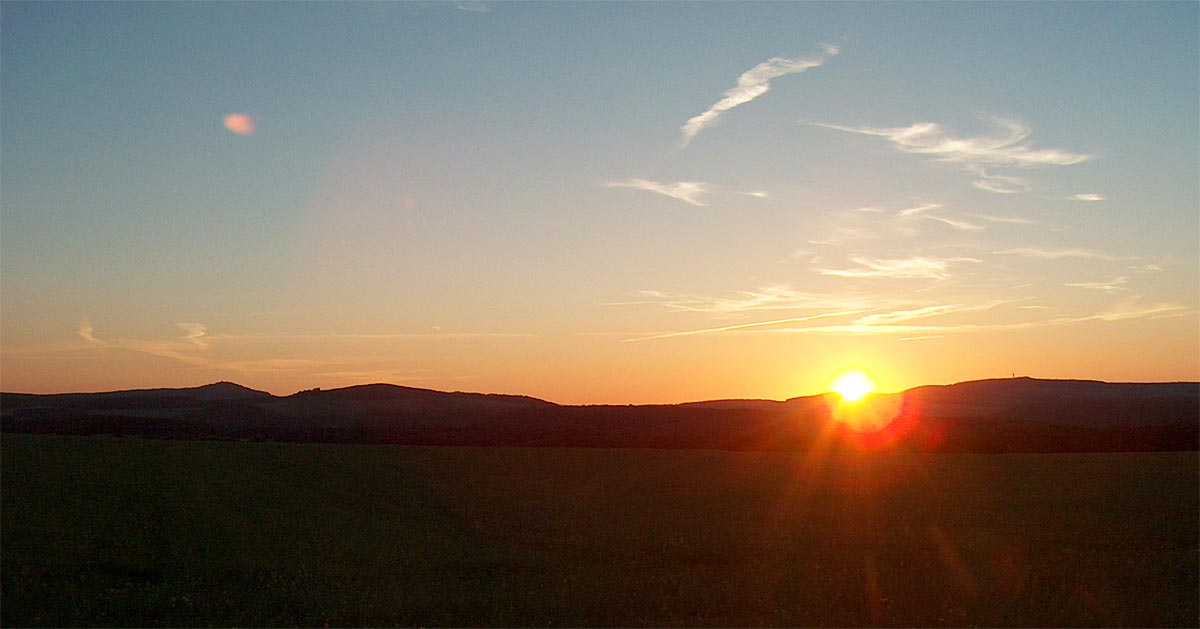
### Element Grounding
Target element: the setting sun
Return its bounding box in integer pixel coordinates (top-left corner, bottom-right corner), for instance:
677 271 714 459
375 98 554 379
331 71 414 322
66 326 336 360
829 368 876 403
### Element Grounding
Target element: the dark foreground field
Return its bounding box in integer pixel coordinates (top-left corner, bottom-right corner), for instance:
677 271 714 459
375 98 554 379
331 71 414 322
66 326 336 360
2 435 1196 627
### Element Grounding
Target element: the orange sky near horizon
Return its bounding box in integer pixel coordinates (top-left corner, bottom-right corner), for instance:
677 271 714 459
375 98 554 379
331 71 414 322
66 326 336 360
2 3 1196 404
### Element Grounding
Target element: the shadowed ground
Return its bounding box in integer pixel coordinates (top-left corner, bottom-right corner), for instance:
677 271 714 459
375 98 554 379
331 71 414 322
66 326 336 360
2 434 1196 626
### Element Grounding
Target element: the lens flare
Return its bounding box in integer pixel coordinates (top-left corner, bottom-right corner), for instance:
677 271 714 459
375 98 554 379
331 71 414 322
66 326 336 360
223 113 255 136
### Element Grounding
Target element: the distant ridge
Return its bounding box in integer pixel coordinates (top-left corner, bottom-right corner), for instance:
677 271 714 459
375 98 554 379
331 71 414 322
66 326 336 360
3 381 271 402
297 383 556 406
2 378 1196 452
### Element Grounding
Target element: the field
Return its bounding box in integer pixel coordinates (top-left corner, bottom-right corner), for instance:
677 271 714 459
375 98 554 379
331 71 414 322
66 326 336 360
2 434 1196 627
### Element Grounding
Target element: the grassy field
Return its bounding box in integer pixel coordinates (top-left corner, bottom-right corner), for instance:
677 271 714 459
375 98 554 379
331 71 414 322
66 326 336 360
2 434 1196 627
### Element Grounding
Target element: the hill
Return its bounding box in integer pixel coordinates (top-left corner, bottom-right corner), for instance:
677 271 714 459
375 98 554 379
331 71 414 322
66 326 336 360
2 378 1196 452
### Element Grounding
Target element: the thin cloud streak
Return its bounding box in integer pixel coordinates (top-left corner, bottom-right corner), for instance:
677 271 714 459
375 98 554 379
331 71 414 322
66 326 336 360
454 1 492 13
621 310 865 342
1072 193 1105 201
55 323 533 376
177 322 209 348
973 214 1038 225
605 178 709 206
924 214 985 231
898 203 943 217
211 331 536 342
623 301 1013 342
994 247 1125 261
701 303 1188 338
681 44 839 146
812 117 1091 193
820 256 979 280
972 172 1030 194
1064 277 1128 294
618 287 910 314
895 203 984 231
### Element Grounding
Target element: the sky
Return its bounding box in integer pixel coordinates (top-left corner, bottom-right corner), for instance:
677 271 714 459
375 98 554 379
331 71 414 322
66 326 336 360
2 1 1197 404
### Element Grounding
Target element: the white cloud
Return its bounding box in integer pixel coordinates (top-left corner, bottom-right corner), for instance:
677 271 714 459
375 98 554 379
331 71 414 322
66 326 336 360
1071 193 1105 201
923 214 985 231
176 322 209 348
605 178 710 206
1064 277 1127 294
454 1 492 13
854 304 967 326
820 256 978 280
973 214 1038 225
972 172 1030 194
621 310 864 342
812 117 1092 193
681 44 839 146
78 319 99 344
619 286 904 314
895 202 983 231
994 247 1124 261
621 301 1008 341
897 203 943 217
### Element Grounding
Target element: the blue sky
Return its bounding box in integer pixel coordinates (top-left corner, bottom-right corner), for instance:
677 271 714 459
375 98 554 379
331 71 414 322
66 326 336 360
2 2 1197 402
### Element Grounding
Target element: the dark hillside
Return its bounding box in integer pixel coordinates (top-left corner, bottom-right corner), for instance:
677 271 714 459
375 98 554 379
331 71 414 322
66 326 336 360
2 378 1196 452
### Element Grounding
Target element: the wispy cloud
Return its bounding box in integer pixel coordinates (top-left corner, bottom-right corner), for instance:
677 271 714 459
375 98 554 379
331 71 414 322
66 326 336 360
1071 193 1105 201
897 203 943 217
605 178 709 206
972 171 1030 194
994 247 1125 261
618 282 1191 343
454 1 492 13
78 319 99 344
52 322 532 376
973 213 1038 226
1063 302 1189 323
1064 277 1128 294
214 331 535 342
895 203 983 231
176 322 209 348
812 117 1092 193
854 304 970 326
681 44 839 147
923 214 985 231
637 302 1190 340
616 286 905 314
804 201 990 248
820 256 979 280
74 321 212 366
621 301 1005 342
621 310 864 342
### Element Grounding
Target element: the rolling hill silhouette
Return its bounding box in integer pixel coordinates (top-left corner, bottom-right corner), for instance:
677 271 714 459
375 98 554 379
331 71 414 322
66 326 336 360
2 378 1196 452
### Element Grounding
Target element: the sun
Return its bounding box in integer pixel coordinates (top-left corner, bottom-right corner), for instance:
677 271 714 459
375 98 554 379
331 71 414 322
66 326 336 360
829 368 876 403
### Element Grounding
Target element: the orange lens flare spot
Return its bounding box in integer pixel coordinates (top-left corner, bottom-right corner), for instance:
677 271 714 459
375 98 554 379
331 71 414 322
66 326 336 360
223 113 256 136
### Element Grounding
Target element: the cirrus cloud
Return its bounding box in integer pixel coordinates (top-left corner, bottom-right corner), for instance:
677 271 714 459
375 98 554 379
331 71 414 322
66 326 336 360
681 44 839 147
811 116 1092 194
819 256 980 280
605 178 710 206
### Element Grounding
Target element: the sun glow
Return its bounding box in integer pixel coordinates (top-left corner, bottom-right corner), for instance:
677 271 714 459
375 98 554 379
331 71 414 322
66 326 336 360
829 368 876 403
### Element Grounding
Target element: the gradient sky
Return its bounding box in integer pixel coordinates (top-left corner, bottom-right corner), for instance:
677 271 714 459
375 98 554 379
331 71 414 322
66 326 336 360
2 2 1197 403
